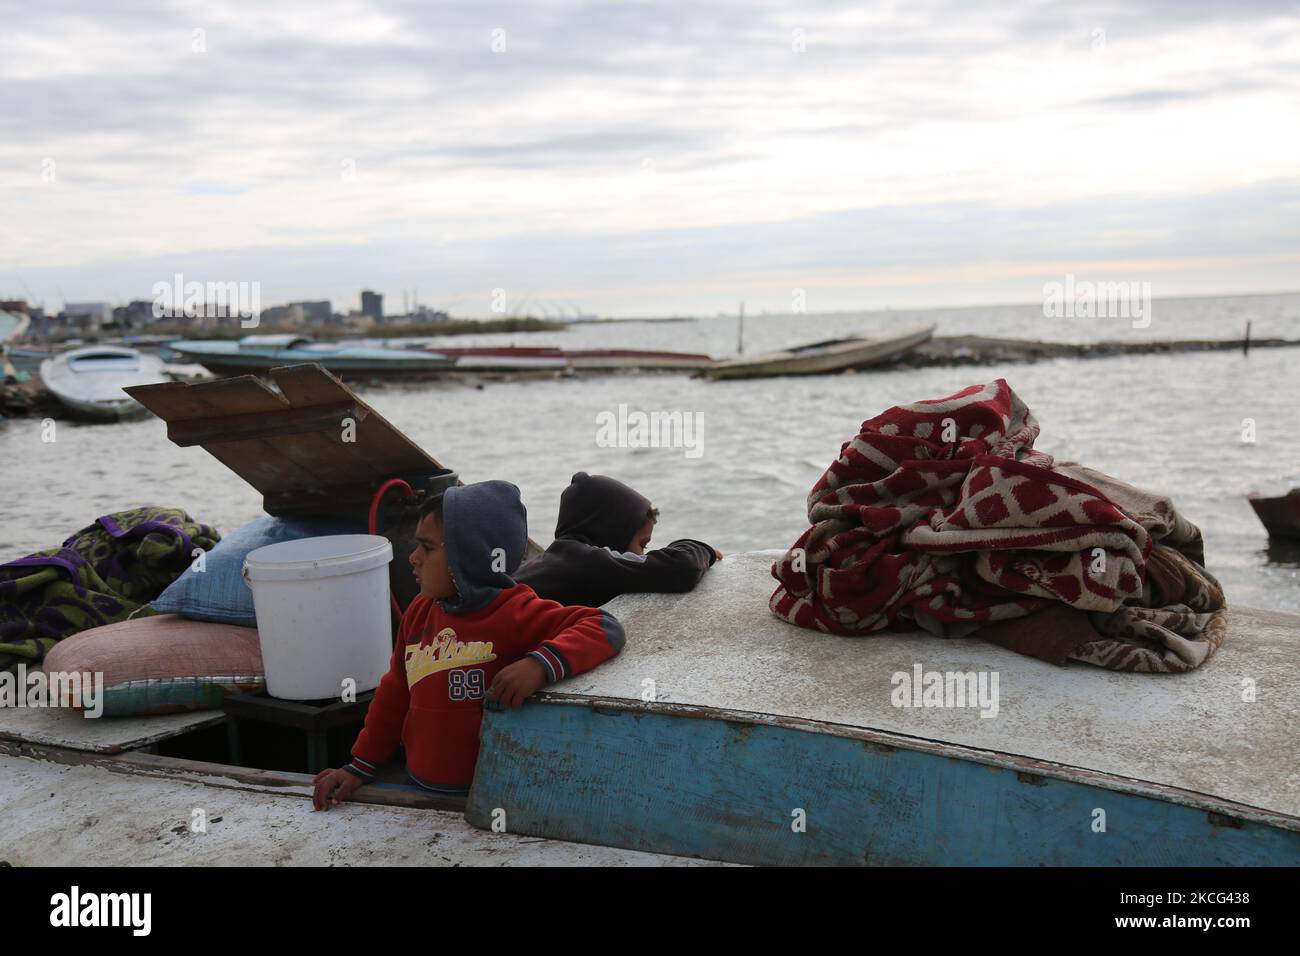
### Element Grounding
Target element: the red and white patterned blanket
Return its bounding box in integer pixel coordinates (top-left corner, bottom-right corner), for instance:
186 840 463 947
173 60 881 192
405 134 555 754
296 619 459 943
769 379 1226 672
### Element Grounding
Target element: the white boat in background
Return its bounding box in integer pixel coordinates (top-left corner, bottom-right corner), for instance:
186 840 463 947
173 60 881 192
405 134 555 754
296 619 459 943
700 324 936 380
39 345 169 420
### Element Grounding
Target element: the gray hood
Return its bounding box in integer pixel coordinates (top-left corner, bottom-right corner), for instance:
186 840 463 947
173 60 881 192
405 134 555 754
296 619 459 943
436 480 529 614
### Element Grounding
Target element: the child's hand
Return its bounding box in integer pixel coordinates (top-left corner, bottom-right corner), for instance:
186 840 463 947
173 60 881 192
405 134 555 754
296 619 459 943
313 767 362 811
713 548 724 561
487 657 547 709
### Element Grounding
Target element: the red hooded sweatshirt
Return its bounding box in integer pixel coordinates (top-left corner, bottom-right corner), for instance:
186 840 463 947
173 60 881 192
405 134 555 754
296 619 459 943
344 481 624 792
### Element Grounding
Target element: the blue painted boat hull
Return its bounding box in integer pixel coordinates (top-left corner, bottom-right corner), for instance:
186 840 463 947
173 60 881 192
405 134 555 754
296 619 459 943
467 700 1300 866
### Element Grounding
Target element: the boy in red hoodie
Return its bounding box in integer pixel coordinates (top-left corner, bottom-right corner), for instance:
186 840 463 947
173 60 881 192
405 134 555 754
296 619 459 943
312 480 624 808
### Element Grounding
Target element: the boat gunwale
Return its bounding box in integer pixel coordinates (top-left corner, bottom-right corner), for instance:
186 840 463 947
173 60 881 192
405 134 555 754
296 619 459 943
0 738 466 813
524 690 1300 832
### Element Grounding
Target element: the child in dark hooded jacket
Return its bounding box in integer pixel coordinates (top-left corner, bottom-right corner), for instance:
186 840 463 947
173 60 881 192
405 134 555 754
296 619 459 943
513 472 720 608
312 480 624 807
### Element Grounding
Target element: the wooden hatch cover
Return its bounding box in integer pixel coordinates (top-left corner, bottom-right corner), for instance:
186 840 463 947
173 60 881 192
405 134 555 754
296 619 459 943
125 363 451 520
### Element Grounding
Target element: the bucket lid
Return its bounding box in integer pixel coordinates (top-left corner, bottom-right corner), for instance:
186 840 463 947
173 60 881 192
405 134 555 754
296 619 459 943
244 534 393 582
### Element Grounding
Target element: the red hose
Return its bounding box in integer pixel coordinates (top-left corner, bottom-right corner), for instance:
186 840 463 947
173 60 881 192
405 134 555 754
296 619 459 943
369 479 415 621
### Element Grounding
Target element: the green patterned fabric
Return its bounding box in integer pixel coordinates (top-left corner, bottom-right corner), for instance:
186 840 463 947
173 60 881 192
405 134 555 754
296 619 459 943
0 507 221 674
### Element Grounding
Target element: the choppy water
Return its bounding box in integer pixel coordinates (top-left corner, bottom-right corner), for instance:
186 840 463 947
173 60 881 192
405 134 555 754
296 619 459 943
4 292 1299 612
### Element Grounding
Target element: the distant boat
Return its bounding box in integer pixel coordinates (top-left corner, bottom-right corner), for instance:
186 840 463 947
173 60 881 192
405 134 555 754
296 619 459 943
566 349 713 371
165 334 455 379
418 345 714 373
699 325 936 380
39 345 169 420
426 346 570 371
1248 490 1300 540
4 345 54 376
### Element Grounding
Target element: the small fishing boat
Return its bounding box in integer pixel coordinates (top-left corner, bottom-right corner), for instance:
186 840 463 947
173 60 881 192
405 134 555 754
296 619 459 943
417 345 715 373
2 550 1295 866
4 345 55 376
166 334 455 379
426 346 570 371
1248 489 1300 540
566 348 713 371
38 345 169 420
700 324 935 380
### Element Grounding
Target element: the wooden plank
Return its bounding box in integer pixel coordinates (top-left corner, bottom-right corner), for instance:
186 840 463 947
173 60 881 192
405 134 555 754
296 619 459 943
126 379 224 420
167 401 366 447
466 699 1300 865
273 365 442 473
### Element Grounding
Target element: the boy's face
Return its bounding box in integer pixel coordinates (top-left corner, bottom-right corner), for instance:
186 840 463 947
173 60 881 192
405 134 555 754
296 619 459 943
410 513 457 600
626 515 655 556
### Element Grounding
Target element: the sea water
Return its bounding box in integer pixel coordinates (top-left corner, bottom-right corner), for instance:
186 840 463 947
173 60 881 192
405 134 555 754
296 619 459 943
3 292 1298 612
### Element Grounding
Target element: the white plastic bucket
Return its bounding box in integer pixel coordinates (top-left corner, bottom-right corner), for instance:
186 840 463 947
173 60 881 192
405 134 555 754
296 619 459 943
243 534 394 701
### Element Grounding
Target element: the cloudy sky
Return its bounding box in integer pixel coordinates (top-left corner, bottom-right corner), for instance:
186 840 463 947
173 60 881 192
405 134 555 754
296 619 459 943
2 0 1298 317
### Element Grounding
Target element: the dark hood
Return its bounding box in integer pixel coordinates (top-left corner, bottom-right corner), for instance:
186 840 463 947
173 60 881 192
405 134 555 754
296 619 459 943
438 480 528 614
554 472 651 551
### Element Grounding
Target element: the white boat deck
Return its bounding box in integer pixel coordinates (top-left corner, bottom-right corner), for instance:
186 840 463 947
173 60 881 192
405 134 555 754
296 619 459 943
548 550 1300 819
0 752 725 866
0 706 221 754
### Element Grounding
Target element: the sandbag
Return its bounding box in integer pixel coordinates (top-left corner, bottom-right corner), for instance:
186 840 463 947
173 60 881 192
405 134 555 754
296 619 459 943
41 614 264 716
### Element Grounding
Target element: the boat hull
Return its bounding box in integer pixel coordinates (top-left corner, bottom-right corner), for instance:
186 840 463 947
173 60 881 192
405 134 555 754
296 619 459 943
1249 493 1300 540
703 325 935 380
463 551 1299 866
39 347 168 420
469 698 1299 866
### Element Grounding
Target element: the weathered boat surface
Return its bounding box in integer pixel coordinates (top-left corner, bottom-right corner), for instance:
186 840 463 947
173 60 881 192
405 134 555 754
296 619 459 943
38 346 169 419
465 550 1300 865
167 335 454 379
0 748 724 866
702 324 935 380
0 704 221 754
1249 490 1300 540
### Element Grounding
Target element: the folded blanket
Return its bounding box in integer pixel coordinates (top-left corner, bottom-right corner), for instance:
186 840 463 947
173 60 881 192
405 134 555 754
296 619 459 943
769 379 1227 672
0 507 221 674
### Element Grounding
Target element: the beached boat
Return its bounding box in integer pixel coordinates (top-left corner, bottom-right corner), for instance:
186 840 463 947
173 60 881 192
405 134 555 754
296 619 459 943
4 345 55 376
700 324 935 380
38 345 169 420
1249 490 1300 540
426 346 570 371
465 551 1300 865
1 550 1294 866
566 348 713 371
417 345 715 373
165 334 455 379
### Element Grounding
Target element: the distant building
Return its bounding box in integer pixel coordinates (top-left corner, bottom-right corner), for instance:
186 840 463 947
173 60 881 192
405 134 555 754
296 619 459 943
361 290 383 322
61 301 112 334
411 305 449 323
291 300 331 325
258 305 290 326
112 300 157 330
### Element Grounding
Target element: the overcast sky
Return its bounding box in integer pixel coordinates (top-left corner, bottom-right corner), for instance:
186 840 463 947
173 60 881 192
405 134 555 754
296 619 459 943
1 0 1297 317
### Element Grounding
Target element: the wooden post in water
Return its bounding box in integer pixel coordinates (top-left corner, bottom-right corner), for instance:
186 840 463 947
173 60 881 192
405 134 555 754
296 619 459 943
1244 320 1252 356
737 302 745 355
